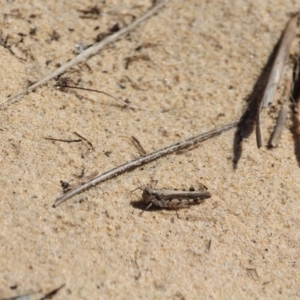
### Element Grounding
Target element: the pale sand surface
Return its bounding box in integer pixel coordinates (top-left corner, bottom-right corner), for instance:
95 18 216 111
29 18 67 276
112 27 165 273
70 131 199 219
1 1 300 299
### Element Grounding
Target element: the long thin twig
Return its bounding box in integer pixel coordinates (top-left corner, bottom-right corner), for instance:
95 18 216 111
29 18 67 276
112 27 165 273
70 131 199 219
0 0 166 107
54 120 238 207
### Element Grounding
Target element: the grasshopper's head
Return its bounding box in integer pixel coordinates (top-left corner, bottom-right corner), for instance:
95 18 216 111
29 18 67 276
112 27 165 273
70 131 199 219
140 186 155 214
142 186 153 204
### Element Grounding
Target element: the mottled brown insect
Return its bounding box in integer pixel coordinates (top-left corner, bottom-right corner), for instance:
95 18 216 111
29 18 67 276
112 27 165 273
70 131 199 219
141 186 211 210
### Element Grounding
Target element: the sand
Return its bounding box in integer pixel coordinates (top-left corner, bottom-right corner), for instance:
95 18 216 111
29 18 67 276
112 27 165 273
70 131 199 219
1 0 300 299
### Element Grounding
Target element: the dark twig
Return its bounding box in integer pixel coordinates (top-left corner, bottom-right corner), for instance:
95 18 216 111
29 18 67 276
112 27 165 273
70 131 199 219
131 136 147 156
44 137 82 143
74 131 95 150
39 284 65 300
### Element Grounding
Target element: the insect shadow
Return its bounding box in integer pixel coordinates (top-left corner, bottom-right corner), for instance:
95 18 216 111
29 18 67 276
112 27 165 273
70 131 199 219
130 198 162 212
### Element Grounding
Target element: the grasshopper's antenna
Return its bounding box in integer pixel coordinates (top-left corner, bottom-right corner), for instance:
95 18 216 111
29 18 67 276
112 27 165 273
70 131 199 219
131 179 144 193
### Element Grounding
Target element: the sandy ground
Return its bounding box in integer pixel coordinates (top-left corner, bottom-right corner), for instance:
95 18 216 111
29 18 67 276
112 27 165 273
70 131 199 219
1 0 300 299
